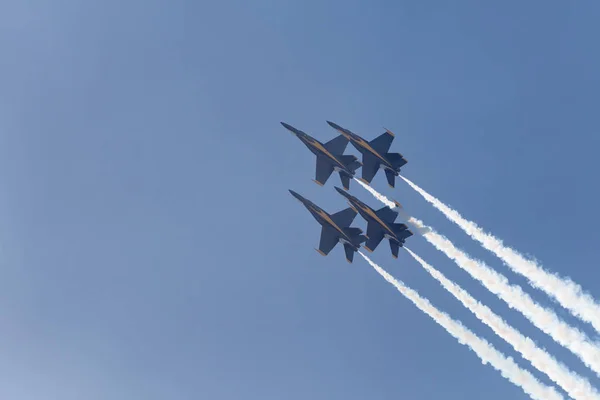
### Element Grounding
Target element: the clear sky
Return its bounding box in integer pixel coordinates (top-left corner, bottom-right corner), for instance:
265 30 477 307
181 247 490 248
1 1 600 399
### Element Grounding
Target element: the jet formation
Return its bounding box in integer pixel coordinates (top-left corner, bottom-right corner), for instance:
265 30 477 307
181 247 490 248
284 120 413 263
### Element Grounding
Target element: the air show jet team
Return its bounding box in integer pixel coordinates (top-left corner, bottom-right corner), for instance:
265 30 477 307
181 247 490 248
283 121 411 263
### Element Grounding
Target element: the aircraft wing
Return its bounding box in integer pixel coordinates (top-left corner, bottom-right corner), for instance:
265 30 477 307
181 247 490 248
375 206 398 223
324 134 349 155
330 207 357 228
364 224 385 252
317 225 339 256
314 155 335 186
369 131 394 153
361 153 380 184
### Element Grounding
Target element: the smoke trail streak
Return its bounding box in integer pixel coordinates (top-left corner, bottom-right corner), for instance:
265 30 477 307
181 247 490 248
359 252 563 400
355 180 600 377
355 178 397 208
405 248 600 400
400 175 600 335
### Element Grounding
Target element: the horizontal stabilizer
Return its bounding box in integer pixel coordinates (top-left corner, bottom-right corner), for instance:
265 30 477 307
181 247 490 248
387 153 408 169
391 222 410 234
375 206 398 223
339 154 362 173
343 226 363 237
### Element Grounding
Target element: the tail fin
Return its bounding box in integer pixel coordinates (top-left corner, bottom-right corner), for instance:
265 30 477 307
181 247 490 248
387 153 408 169
343 227 363 237
391 222 409 233
343 227 367 248
392 223 413 240
340 155 362 172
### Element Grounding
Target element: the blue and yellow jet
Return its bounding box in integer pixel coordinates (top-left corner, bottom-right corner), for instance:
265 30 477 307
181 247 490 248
282 122 362 190
290 189 367 263
326 121 408 188
335 186 412 258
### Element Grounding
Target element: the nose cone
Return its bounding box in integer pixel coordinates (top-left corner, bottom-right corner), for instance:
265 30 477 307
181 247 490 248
289 189 305 202
281 121 300 135
326 120 342 131
334 186 350 198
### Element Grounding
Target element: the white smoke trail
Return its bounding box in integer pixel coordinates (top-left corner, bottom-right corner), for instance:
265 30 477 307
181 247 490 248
355 180 600 377
405 247 600 400
355 178 397 208
400 175 600 335
359 252 563 400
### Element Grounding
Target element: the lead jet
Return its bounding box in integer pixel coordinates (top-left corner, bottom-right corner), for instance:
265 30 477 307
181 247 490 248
282 122 362 190
334 186 412 258
326 121 408 188
290 189 367 263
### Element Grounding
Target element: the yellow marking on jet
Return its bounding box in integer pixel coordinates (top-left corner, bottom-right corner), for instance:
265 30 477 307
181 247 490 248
313 208 351 240
355 203 396 236
304 137 347 170
353 137 392 166
316 249 327 256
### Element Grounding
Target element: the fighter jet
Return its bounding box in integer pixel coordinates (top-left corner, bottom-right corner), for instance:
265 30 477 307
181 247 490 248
326 121 408 188
334 186 412 258
290 189 367 263
282 122 362 190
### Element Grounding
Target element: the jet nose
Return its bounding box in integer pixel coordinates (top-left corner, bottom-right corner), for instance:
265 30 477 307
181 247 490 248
289 189 304 202
334 186 349 197
281 121 294 131
326 120 341 130
281 122 303 137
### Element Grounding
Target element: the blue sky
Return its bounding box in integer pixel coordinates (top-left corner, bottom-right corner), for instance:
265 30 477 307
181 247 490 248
1 1 600 399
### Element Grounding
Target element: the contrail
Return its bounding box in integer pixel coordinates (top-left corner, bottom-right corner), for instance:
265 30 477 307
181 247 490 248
359 252 563 400
400 175 600 335
405 247 600 400
355 178 397 208
355 179 600 377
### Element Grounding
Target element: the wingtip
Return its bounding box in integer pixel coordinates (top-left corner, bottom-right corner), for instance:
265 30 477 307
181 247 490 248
383 127 395 137
312 179 325 187
315 249 327 256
